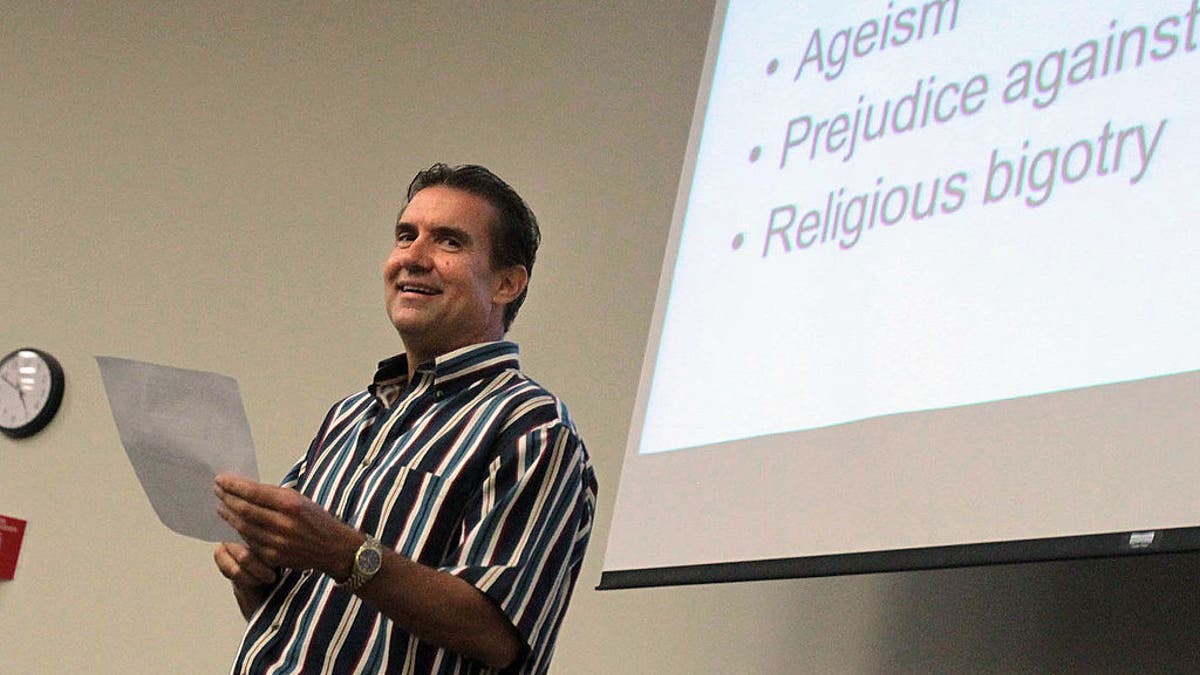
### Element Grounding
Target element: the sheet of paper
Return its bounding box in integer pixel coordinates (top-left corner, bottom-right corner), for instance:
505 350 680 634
96 356 260 542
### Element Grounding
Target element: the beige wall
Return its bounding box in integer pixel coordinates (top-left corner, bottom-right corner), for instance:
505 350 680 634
2 2 1197 672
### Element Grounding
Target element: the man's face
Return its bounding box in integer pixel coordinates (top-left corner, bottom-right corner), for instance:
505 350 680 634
384 185 526 362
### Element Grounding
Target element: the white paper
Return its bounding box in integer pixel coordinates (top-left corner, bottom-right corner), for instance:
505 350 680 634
96 356 260 542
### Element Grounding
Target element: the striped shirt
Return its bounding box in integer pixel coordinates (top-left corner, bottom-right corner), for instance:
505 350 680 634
231 341 597 674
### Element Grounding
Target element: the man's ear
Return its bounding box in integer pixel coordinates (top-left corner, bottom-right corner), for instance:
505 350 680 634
492 265 529 306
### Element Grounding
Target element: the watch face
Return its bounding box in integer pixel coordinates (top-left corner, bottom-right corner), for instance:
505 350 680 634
358 548 382 575
0 349 65 438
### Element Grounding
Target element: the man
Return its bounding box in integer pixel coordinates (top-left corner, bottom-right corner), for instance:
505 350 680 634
213 163 597 674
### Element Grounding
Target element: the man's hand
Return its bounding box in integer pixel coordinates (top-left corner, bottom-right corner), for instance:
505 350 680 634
213 541 277 620
213 473 361 580
213 474 523 668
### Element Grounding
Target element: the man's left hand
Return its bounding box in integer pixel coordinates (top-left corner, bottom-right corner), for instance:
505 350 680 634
214 473 360 579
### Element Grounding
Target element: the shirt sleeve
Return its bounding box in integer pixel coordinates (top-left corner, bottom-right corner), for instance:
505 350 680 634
439 418 597 670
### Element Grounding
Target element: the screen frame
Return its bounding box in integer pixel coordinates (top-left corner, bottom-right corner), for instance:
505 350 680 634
599 526 1200 589
600 0 1200 590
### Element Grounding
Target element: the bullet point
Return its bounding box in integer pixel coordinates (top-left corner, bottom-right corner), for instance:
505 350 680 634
749 146 762 163
766 59 779 75
731 233 745 250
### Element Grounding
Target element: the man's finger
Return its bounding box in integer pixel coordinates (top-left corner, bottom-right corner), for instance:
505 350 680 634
215 542 277 586
217 500 278 552
229 544 278 585
215 473 274 505
216 482 288 534
216 473 304 513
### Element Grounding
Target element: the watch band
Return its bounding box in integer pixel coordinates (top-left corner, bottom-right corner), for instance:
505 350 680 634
338 536 384 593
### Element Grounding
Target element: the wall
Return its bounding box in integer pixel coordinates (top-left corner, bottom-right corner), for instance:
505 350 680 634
2 2 1197 672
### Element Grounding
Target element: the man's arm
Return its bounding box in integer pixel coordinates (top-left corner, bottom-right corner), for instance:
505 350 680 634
213 473 524 670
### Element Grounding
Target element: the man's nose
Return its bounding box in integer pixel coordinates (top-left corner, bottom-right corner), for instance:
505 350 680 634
390 236 432 271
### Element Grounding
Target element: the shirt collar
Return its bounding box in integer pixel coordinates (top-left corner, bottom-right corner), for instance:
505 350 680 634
369 341 520 404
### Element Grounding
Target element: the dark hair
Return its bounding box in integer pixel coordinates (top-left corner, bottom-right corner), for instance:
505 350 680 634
405 163 540 331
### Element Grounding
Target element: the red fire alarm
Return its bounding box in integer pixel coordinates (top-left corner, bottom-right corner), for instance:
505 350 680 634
0 514 27 580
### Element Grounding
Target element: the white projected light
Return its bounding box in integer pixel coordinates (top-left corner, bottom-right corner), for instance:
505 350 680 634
603 0 1200 588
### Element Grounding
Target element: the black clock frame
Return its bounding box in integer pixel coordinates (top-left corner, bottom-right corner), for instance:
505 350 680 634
1 348 66 439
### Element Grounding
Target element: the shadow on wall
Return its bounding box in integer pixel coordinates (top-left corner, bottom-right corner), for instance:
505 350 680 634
870 551 1200 674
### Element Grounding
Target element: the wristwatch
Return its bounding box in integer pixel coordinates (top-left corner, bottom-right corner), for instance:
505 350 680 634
338 536 384 592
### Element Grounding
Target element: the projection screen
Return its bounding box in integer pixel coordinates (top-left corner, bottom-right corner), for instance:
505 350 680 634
600 0 1200 589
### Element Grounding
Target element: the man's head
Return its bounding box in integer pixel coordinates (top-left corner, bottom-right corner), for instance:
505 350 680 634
404 164 539 331
384 164 538 365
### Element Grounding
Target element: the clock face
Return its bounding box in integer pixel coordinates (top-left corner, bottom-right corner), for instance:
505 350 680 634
0 349 65 438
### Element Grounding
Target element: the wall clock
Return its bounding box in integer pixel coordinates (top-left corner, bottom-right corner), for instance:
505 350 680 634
0 348 66 438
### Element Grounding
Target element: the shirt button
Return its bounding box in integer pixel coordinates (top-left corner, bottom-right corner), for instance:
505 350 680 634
270 623 281 632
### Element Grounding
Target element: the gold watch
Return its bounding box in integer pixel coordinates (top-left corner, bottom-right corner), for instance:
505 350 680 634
338 536 383 592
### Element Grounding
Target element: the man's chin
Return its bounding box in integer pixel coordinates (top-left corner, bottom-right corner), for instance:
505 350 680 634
388 312 431 337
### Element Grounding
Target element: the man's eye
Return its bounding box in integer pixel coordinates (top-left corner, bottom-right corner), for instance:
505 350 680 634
440 237 463 249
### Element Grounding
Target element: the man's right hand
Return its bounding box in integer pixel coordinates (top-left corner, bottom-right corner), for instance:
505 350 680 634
214 541 277 621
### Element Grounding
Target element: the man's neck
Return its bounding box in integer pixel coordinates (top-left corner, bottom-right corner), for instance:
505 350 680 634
402 335 505 382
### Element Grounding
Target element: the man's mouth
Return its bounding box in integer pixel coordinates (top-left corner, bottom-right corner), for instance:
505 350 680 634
398 283 439 296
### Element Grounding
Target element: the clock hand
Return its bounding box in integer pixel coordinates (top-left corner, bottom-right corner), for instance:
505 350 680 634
0 371 20 392
2 370 30 406
0 373 29 417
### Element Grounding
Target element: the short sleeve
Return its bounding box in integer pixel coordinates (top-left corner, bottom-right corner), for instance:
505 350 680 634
439 420 597 672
